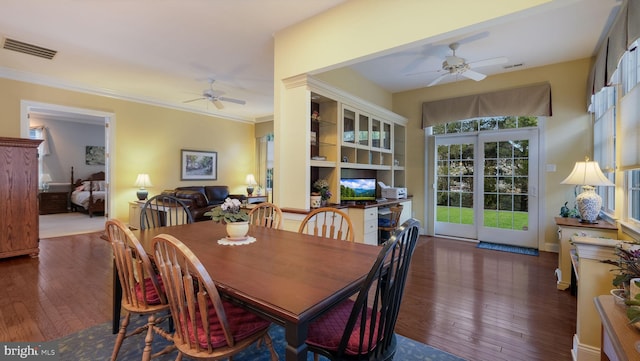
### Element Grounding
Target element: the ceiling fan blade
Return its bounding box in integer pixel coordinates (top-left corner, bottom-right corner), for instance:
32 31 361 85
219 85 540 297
427 73 449 87
219 96 246 105
183 97 206 104
212 100 224 109
469 56 508 68
462 69 487 81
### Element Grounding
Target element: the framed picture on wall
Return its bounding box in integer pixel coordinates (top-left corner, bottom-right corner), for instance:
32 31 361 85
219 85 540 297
85 146 105 165
181 149 217 180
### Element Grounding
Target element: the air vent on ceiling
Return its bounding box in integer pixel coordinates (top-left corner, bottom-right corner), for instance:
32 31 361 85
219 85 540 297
503 63 524 69
2 38 57 60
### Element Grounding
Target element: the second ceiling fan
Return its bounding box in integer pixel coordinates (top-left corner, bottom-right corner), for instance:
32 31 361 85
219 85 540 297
425 42 508 87
184 79 246 110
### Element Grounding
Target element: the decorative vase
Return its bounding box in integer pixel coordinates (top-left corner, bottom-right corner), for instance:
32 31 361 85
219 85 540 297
226 221 249 239
310 195 322 208
576 185 601 223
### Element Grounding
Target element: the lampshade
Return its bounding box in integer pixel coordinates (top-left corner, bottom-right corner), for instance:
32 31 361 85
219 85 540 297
560 157 613 186
245 174 257 185
134 174 153 188
245 174 257 196
134 174 152 200
40 173 52 183
561 157 613 223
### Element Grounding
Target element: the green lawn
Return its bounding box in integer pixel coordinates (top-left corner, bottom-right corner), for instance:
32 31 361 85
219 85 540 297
436 206 529 230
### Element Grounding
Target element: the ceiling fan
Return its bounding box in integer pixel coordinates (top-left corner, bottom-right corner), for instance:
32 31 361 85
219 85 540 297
184 79 247 109
419 42 508 87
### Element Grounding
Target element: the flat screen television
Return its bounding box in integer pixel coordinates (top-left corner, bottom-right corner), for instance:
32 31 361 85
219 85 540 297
340 178 376 201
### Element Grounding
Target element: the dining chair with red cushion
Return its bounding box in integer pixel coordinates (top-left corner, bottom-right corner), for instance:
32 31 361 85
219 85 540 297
152 233 278 360
105 219 174 361
305 218 420 361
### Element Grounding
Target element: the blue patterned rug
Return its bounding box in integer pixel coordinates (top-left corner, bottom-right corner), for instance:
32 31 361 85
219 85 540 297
477 241 539 256
54 314 466 361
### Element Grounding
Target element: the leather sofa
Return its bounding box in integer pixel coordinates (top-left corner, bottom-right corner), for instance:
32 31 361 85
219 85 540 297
161 186 246 222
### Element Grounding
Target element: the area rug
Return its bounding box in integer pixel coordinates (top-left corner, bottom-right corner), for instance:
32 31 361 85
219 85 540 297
477 241 539 256
55 315 466 361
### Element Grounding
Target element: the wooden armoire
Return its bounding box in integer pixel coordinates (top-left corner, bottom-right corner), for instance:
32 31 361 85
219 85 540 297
0 137 42 259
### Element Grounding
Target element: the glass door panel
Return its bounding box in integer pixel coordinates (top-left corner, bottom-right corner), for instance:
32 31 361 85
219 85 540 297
358 113 369 146
343 108 355 145
371 118 381 148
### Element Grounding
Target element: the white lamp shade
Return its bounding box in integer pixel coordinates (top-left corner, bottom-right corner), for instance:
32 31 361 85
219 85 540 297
134 174 153 188
245 174 257 185
40 173 52 183
560 158 613 186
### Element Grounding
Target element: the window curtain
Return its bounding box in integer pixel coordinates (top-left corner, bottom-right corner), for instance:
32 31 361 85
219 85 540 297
587 0 640 104
593 106 615 172
619 83 640 171
421 82 552 128
29 125 50 156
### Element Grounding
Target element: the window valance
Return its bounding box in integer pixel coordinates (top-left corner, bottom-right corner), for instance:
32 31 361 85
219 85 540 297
588 0 640 102
421 82 552 128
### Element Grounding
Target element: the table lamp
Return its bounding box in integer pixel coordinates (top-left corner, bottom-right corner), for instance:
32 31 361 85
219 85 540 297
560 157 614 223
246 174 257 196
134 173 153 200
41 173 52 192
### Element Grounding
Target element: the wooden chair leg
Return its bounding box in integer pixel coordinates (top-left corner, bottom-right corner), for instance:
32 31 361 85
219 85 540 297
142 314 155 361
110 313 131 361
263 334 279 361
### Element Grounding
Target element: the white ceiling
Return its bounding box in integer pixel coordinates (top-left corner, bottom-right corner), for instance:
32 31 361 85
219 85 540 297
0 0 622 122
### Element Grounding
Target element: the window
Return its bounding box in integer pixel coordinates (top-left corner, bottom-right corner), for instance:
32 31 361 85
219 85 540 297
432 116 538 135
29 126 48 188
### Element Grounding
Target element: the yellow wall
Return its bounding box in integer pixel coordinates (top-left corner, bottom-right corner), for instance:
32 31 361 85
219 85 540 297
0 77 255 222
392 58 592 249
315 67 393 110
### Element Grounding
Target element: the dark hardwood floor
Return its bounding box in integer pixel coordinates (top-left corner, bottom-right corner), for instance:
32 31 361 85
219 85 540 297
0 232 576 360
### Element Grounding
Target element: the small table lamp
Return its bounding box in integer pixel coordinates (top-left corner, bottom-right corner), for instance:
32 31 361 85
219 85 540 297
561 157 614 223
246 174 257 196
40 173 52 192
134 173 153 200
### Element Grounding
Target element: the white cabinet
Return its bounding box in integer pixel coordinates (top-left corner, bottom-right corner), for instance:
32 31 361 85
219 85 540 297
554 217 617 290
349 207 379 245
128 201 143 229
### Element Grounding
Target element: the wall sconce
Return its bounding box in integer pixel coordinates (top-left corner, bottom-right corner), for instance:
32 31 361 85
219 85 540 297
134 173 153 200
246 174 257 196
40 173 52 192
561 157 614 223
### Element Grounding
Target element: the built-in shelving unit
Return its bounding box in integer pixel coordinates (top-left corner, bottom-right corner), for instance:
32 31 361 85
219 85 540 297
280 75 407 210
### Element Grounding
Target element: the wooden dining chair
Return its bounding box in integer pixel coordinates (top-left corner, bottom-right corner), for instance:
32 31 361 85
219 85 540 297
378 205 403 244
140 194 194 230
305 218 420 361
151 233 279 361
248 202 283 229
298 207 354 242
105 219 174 361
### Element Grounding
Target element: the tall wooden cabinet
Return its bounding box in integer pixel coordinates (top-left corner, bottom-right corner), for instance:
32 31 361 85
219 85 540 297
0 137 42 259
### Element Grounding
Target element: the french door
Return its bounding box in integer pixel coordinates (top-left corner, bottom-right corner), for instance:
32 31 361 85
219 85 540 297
435 129 538 248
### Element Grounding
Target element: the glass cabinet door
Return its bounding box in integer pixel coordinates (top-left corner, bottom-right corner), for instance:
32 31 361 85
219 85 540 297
358 113 369 146
371 118 381 148
382 122 391 151
343 108 355 144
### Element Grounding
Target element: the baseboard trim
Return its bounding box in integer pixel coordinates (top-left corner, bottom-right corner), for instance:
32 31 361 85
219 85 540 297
572 334 600 361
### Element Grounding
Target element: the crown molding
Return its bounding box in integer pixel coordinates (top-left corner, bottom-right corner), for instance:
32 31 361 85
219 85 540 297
0 66 256 124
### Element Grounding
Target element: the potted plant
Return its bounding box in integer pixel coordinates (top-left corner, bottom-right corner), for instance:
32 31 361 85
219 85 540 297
204 197 250 239
603 244 640 292
313 179 332 206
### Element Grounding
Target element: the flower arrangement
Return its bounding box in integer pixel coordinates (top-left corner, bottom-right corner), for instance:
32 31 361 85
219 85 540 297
313 179 332 201
204 197 249 223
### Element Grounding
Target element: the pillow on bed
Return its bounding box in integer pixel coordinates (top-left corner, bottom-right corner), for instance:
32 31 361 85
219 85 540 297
75 185 85 192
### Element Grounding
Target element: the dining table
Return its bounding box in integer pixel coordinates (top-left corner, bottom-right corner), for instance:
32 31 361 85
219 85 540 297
116 220 382 361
